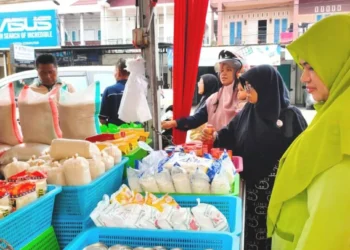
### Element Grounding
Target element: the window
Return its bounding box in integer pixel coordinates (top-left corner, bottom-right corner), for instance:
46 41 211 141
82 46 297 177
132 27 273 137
236 21 242 44
258 20 267 44
93 73 115 94
60 76 88 92
72 31 76 41
229 22 235 45
274 19 280 43
282 18 288 32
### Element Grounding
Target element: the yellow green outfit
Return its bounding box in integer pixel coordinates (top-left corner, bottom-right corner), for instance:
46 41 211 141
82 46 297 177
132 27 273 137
267 14 350 250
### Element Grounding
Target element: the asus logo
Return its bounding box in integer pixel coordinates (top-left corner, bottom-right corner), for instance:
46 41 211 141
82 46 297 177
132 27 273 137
0 16 52 33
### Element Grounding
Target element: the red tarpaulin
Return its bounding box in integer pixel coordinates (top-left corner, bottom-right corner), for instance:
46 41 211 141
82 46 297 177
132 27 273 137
172 0 209 144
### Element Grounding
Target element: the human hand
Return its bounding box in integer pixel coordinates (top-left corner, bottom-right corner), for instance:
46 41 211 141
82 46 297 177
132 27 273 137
161 120 177 130
200 127 216 141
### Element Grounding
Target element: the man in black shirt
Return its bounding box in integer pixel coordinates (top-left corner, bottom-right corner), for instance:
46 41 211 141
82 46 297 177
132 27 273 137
99 58 129 126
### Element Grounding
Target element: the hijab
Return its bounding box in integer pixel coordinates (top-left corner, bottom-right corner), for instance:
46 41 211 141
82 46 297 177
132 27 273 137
267 14 350 236
195 74 219 113
225 64 292 182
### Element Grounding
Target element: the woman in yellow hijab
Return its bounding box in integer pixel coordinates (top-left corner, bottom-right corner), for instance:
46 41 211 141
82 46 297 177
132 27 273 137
267 14 350 250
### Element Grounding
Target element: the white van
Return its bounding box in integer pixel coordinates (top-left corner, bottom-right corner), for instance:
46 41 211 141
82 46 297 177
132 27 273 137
0 66 116 97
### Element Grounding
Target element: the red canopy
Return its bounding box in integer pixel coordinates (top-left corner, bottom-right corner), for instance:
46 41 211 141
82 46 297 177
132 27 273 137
172 0 209 144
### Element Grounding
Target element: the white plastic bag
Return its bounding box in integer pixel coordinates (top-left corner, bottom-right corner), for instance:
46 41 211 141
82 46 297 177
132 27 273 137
88 157 105 180
127 167 143 192
211 168 231 194
0 83 22 146
155 167 175 193
3 158 30 179
101 151 114 170
156 205 199 231
191 167 211 194
171 165 192 194
191 200 229 232
0 143 50 165
118 57 152 123
50 139 100 160
139 168 160 193
45 162 66 186
18 85 61 144
63 154 91 186
220 151 236 185
102 144 122 165
59 82 101 139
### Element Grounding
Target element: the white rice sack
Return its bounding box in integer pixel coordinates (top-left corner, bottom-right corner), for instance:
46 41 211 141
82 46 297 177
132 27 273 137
0 83 22 146
0 144 11 158
0 143 50 165
88 157 105 180
18 85 61 145
3 158 29 179
63 154 91 186
58 82 101 139
101 151 114 170
127 167 143 192
155 167 175 193
102 144 122 164
50 139 100 160
171 165 192 194
191 167 211 194
191 201 229 232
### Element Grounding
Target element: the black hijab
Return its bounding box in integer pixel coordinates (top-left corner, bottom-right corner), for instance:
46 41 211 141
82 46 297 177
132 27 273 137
195 74 220 113
215 65 306 182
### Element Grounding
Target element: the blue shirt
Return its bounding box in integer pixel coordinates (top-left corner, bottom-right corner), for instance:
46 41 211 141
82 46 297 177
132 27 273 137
99 80 127 126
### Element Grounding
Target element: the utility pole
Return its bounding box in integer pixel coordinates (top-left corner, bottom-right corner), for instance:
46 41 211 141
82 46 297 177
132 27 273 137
138 0 161 149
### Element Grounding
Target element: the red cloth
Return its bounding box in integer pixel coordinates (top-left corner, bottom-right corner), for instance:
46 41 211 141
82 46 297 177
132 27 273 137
172 0 209 144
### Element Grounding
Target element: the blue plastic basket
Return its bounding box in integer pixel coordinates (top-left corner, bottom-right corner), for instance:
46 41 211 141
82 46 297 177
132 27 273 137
53 158 128 219
53 216 94 249
64 227 238 250
172 195 242 236
0 185 62 250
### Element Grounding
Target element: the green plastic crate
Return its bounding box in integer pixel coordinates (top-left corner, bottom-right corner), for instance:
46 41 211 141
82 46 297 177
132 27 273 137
21 226 59 250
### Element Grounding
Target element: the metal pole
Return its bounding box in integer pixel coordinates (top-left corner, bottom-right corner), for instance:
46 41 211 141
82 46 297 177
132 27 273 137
3 53 8 77
139 0 161 149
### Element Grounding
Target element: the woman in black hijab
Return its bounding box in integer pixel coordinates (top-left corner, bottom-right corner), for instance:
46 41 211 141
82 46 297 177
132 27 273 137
195 74 220 113
188 74 219 140
203 65 307 250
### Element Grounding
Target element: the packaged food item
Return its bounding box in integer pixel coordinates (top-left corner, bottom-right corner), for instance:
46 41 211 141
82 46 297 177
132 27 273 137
139 168 160 193
191 201 229 232
0 143 50 165
83 242 108 250
144 192 158 206
88 157 106 180
18 85 61 144
191 168 211 194
111 184 133 205
171 165 192 194
220 151 235 185
9 182 37 211
85 134 116 143
155 166 175 193
134 204 159 229
3 159 30 179
129 191 145 205
7 170 29 183
0 189 9 206
0 205 11 219
203 124 214 152
50 139 100 160
151 194 179 212
156 206 199 231
102 144 122 164
101 151 114 170
38 152 52 162
0 82 23 146
127 167 143 192
59 82 101 139
63 154 92 186
28 171 47 197
46 161 67 186
27 156 46 167
90 195 111 227
211 168 231 195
